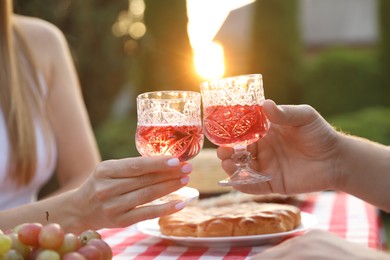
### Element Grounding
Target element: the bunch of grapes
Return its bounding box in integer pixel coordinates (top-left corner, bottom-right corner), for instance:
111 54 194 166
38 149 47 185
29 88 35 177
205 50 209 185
0 222 112 260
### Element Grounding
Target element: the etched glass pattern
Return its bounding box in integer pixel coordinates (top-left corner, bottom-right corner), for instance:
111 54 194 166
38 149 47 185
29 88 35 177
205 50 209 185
200 74 271 186
136 91 203 161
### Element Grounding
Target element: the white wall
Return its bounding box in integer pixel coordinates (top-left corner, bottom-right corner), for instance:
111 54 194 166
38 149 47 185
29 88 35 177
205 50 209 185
300 0 378 46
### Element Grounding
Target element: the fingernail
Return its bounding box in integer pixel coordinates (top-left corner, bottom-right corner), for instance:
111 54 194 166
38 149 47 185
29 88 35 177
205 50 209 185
175 201 186 210
180 176 190 184
181 164 192 174
167 158 180 167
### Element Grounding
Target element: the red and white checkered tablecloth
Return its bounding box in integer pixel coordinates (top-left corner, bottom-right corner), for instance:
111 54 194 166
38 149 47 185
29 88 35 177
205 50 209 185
99 191 385 259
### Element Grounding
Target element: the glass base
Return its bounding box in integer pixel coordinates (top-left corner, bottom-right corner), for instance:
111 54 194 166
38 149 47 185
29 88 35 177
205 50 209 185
144 186 199 205
218 171 271 186
219 146 271 186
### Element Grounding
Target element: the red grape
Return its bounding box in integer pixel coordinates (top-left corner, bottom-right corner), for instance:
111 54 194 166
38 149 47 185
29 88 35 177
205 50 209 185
38 223 65 250
18 222 42 247
1 222 112 259
87 238 112 260
62 252 87 260
30 247 43 260
78 244 103 260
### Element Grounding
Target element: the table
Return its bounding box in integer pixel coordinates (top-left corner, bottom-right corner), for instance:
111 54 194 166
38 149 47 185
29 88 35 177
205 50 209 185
100 191 385 259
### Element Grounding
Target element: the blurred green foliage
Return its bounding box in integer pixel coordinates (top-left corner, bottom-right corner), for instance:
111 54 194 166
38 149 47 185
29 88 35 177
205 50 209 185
379 0 390 57
249 0 304 105
303 48 385 117
327 107 390 145
95 115 139 160
138 0 199 95
378 0 390 104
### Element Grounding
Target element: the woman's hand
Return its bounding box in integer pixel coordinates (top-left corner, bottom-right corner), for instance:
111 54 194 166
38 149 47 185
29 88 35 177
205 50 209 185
251 229 390 260
69 156 192 233
217 99 342 195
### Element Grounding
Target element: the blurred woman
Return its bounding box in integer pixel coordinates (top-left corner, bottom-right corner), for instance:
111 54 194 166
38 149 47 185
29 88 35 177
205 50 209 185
0 0 190 233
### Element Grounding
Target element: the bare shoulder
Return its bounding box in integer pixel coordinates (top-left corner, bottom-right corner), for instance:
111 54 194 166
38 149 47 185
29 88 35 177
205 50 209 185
14 15 68 58
14 15 71 80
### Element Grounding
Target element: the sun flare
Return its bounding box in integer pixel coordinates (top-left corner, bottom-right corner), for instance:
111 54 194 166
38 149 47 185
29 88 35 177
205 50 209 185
186 0 256 80
193 42 225 80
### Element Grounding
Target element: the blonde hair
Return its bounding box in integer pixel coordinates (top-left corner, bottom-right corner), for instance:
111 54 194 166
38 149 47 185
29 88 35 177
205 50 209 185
0 0 46 186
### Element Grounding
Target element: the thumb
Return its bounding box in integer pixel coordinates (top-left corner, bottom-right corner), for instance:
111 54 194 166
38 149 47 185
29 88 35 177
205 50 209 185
263 99 318 127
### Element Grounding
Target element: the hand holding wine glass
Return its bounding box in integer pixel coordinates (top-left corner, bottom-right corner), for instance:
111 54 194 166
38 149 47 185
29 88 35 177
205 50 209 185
135 90 204 203
200 74 271 186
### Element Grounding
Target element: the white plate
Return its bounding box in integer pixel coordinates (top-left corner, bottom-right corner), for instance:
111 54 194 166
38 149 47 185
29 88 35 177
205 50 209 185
137 212 318 247
145 186 199 205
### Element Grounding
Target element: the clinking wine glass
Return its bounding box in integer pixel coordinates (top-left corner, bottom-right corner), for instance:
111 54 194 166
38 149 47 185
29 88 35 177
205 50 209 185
200 74 272 186
135 90 204 204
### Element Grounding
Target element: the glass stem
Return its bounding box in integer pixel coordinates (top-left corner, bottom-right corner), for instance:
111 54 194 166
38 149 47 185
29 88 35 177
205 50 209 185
232 146 251 175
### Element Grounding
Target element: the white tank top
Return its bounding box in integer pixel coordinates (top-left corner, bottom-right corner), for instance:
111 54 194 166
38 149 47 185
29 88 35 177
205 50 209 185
0 75 57 210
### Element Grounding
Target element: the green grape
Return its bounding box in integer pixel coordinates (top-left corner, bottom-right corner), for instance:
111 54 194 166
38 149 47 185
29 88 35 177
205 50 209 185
0 249 24 260
0 234 12 256
2 222 112 260
11 224 25 234
9 233 30 259
36 249 60 260
79 230 101 246
58 233 81 255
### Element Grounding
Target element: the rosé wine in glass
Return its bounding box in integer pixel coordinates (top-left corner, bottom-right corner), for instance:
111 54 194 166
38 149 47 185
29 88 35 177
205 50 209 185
203 104 269 147
136 124 203 161
135 90 203 204
200 74 271 186
136 91 203 161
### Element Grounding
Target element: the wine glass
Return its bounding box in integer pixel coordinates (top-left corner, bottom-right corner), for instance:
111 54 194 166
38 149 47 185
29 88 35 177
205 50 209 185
200 74 272 186
135 90 204 204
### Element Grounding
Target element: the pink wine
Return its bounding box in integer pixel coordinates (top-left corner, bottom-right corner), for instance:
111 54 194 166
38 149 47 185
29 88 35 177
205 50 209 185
203 104 269 147
136 125 204 161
